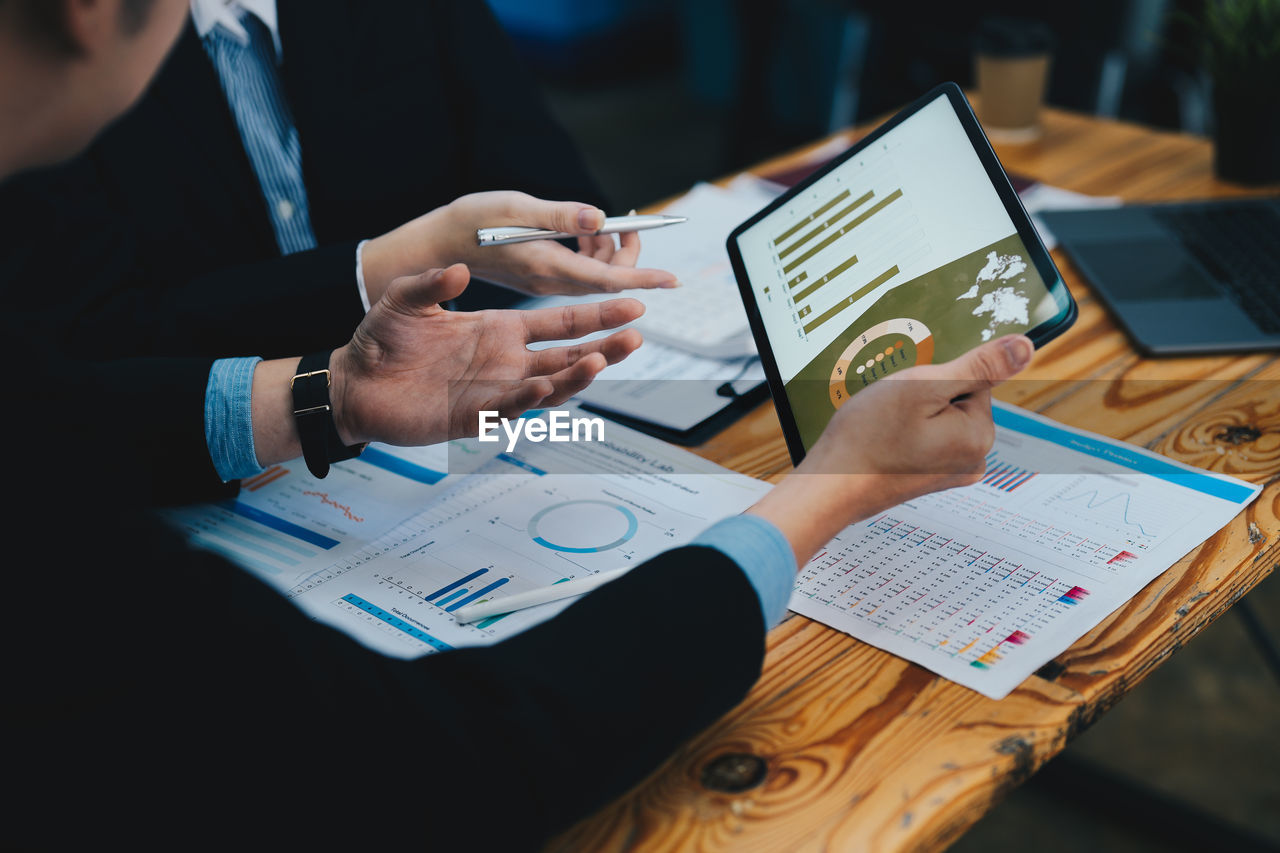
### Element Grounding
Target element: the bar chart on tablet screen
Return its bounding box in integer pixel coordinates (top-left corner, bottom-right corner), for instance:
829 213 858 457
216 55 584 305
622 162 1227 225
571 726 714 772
765 144 930 348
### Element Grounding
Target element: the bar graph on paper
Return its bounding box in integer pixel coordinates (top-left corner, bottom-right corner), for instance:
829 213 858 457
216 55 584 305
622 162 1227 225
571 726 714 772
977 450 1037 492
163 493 345 580
274 444 755 660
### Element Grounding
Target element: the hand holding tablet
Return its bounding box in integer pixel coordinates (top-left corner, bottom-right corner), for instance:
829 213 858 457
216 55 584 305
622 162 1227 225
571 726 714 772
744 332 1034 565
727 82 1076 463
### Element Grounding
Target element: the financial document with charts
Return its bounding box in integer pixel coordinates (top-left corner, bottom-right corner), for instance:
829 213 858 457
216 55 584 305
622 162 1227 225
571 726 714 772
166 404 1256 696
789 402 1262 699
168 411 771 657
162 441 459 584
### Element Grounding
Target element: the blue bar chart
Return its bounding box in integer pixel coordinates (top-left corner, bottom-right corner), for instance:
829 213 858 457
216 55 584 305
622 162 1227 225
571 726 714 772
979 451 1037 492
390 566 515 614
446 578 511 612
435 588 471 608
162 499 340 579
357 446 447 485
425 568 489 603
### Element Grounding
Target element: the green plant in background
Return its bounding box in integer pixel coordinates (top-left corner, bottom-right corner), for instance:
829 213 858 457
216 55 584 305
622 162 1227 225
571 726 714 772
1195 0 1280 182
1201 0 1280 85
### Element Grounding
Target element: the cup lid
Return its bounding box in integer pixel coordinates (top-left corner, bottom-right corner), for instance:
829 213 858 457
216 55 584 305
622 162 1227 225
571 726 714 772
974 16 1054 57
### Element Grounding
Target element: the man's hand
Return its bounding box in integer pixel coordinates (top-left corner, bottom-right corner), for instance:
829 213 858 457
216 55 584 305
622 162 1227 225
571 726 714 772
329 263 644 447
746 335 1035 566
360 191 678 302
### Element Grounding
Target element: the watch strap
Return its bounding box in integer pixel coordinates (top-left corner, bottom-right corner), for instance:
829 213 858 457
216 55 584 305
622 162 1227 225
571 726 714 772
291 351 365 479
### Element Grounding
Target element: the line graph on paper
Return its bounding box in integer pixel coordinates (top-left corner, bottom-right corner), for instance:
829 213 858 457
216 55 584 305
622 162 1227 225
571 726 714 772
1039 475 1184 549
917 468 1202 569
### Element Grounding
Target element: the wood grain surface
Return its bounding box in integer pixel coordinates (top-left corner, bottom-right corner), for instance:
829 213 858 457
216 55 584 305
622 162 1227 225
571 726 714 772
547 106 1279 852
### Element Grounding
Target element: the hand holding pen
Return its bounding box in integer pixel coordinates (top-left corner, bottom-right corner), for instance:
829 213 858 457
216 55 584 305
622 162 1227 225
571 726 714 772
477 213 687 246
415 191 683 297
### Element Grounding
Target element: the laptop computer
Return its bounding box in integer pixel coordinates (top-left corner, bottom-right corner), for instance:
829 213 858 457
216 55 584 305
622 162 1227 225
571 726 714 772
1040 197 1280 355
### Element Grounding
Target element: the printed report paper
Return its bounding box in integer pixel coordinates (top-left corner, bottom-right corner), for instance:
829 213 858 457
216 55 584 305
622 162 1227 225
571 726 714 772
168 412 771 657
168 401 1258 700
789 401 1262 699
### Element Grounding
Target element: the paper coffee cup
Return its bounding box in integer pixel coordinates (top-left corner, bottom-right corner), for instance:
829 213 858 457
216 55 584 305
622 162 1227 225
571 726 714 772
974 17 1054 141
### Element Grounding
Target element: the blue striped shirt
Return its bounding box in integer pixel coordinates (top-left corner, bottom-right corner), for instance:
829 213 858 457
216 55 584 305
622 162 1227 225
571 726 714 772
201 7 316 255
198 4 376 488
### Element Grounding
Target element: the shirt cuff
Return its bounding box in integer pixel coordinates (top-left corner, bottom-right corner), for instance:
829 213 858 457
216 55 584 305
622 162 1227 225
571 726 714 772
355 239 371 313
205 356 265 482
692 514 796 629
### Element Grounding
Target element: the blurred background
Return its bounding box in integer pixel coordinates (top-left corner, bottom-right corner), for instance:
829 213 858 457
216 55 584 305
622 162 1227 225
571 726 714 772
484 1 1279 849
487 0 1222 209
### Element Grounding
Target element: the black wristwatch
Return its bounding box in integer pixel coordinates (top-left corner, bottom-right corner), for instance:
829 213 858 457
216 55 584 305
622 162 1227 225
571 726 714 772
291 350 366 478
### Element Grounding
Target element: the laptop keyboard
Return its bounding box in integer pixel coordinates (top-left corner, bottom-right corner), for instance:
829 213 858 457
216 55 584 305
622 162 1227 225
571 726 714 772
1152 201 1280 333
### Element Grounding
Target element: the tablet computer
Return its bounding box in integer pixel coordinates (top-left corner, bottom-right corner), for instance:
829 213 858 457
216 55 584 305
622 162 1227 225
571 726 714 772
727 82 1075 464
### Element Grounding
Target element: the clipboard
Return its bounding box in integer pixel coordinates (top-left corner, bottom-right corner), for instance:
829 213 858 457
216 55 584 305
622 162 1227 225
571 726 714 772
579 376 771 446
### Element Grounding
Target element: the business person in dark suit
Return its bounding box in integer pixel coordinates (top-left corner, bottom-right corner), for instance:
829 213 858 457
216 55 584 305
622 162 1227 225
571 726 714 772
1 1 682 505
0 1 1034 848
0 0 677 507
0 0 673 362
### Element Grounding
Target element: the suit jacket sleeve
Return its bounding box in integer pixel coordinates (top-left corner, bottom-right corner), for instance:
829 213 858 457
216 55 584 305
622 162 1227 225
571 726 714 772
83 356 237 503
0 159 366 361
12 502 766 849
9 308 770 848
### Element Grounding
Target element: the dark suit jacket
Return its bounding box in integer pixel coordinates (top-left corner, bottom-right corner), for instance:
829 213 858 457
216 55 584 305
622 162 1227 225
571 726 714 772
3 11 763 842
0 0 607 503
5 324 766 851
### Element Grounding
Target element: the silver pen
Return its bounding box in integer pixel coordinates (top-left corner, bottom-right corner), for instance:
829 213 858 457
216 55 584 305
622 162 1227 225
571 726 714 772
476 214 687 247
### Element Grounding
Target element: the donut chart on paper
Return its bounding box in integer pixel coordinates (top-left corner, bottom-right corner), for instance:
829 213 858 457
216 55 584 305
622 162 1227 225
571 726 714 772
528 500 639 553
829 318 935 408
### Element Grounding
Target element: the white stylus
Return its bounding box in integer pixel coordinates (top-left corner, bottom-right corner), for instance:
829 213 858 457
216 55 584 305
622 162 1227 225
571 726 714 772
451 567 632 624
475 214 686 246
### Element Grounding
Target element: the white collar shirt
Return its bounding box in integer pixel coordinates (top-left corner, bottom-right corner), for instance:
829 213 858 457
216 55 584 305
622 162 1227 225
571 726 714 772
189 0 281 57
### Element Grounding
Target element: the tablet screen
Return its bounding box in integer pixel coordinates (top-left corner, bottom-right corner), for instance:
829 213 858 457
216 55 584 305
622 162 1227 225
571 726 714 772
732 91 1062 450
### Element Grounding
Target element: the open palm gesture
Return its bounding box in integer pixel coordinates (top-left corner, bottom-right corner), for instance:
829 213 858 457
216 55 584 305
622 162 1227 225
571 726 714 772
331 263 643 447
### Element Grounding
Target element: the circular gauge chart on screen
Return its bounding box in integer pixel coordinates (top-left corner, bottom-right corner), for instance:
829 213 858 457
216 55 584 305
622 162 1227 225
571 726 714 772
828 318 935 408
527 500 639 553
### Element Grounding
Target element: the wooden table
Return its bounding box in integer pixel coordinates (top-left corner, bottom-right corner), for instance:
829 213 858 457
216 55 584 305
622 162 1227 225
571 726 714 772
548 106 1280 852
